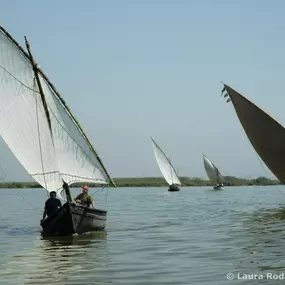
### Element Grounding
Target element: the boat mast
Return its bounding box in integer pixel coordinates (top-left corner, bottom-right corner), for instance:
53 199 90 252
210 156 221 185
24 36 55 193
0 25 115 188
216 167 220 185
169 158 173 185
24 37 53 134
25 37 79 202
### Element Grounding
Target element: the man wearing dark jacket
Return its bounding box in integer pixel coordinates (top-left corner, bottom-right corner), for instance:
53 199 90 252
41 191 62 223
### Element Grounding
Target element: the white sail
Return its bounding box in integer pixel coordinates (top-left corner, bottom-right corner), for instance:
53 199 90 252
203 154 224 185
0 26 114 197
0 28 62 194
151 138 181 186
39 77 112 186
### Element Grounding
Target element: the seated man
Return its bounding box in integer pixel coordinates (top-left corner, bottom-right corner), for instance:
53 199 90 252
75 185 94 208
41 191 62 222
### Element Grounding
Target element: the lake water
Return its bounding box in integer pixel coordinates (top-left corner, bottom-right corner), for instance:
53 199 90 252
1 186 285 284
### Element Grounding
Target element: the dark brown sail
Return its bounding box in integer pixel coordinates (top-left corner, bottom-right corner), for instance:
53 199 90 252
223 84 285 184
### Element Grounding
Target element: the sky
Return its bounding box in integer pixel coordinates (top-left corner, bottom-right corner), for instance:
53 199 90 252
0 0 284 181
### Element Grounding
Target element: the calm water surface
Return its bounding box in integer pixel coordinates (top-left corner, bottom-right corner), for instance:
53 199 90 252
1 186 285 284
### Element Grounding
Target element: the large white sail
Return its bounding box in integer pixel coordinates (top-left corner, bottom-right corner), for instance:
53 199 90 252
203 154 224 185
39 77 112 186
0 28 62 194
0 26 114 197
151 138 181 186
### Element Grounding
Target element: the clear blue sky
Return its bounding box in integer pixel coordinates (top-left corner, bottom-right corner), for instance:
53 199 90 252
0 0 284 181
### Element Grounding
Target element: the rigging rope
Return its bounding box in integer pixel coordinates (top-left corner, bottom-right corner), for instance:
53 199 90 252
254 152 282 194
0 164 7 182
90 187 105 195
105 187 108 210
15 191 41 211
34 80 48 198
90 185 108 210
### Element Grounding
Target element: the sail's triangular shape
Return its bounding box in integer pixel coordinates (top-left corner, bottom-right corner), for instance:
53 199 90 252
0 26 115 197
203 154 224 185
39 76 113 187
0 27 62 195
222 83 285 184
151 137 181 185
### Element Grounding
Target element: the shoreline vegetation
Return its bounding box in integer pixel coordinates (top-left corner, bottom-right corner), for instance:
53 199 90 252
0 176 281 188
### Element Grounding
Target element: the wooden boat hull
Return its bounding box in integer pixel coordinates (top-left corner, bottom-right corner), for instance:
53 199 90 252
213 184 223 190
168 184 180 192
41 202 107 237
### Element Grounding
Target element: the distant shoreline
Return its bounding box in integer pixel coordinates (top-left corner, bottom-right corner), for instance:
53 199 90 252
0 176 281 188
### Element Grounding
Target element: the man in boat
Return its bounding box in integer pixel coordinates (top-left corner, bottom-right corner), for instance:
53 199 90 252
74 185 94 208
41 191 62 223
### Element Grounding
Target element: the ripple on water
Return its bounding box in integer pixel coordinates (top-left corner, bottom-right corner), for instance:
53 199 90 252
1 186 285 284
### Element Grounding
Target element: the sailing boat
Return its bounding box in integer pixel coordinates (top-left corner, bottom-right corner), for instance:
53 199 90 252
203 154 224 190
151 137 181 191
0 25 116 236
221 83 285 184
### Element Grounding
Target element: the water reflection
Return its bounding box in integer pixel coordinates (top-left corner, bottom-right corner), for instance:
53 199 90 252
41 231 107 246
4 186 285 284
1 232 108 285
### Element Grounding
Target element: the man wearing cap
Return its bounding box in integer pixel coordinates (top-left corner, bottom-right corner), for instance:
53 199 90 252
74 185 94 208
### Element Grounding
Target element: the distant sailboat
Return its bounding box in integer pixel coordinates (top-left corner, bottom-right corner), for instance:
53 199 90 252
0 25 116 236
203 154 224 190
221 83 285 184
151 137 181 191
